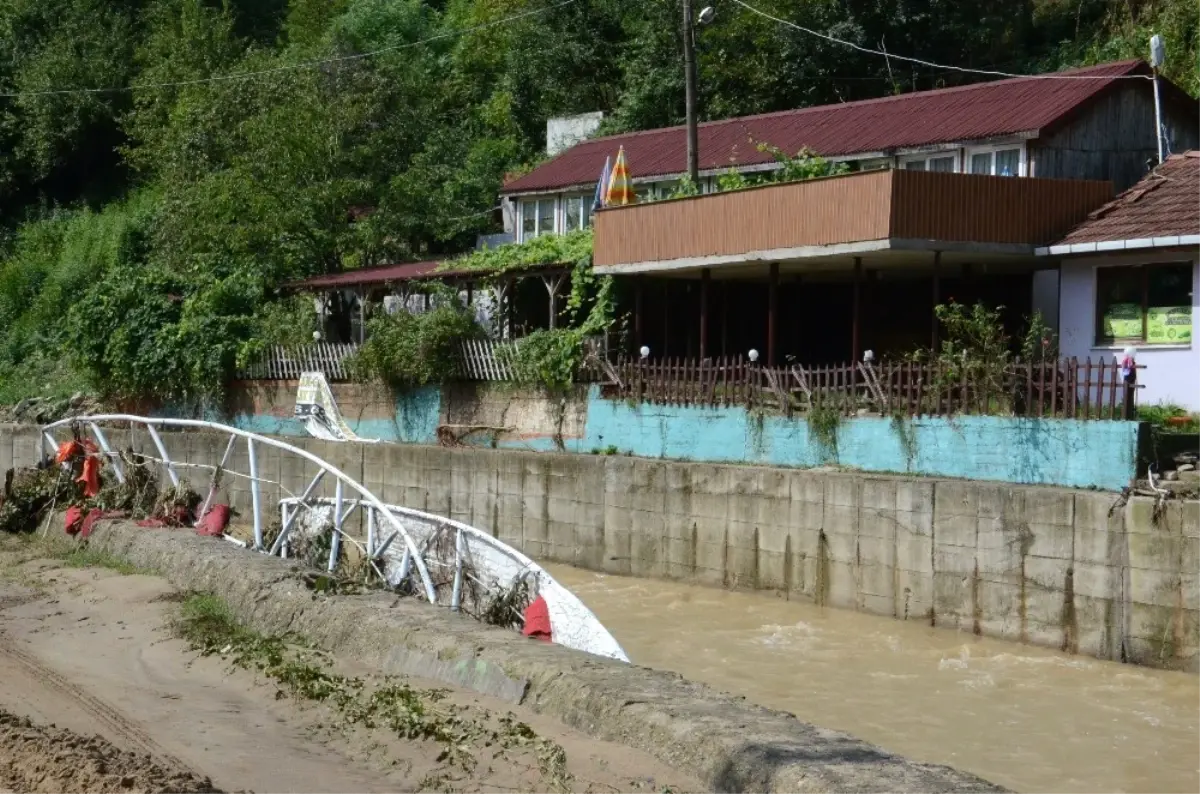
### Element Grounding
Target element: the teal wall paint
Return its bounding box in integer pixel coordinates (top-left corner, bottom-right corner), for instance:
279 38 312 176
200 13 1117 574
226 386 442 444
219 383 1138 491
394 386 442 444
581 387 1139 491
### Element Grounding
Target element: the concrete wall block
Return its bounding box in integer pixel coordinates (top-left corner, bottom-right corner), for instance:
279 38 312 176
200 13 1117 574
520 491 549 546
895 527 933 576
1183 572 1199 611
756 548 787 592
756 521 791 555
573 521 605 570
628 513 664 578
1181 500 1200 539
1017 556 1075 594
896 480 935 527
932 484 978 549
1128 566 1185 609
822 524 859 566
1022 506 1076 563
859 591 896 618
856 532 896 568
687 463 732 496
493 493 524 547
725 520 759 589
1071 559 1120 601
824 474 859 508
825 560 859 609
692 521 728 586
895 568 933 621
546 520 576 563
973 580 1023 642
1124 498 1161 535
789 470 825 510
601 523 631 576
932 572 972 628
1128 530 1188 574
860 477 897 512
973 539 1025 578
663 524 697 581
0 425 15 474
858 562 896 604
1072 592 1119 660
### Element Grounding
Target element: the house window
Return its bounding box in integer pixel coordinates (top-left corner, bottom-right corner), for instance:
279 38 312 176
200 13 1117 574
968 147 1023 176
901 154 956 172
520 199 556 240
1095 262 1193 345
563 195 592 231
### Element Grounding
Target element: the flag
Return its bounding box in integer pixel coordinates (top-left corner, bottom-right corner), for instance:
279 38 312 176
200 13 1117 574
592 155 611 212
605 146 635 206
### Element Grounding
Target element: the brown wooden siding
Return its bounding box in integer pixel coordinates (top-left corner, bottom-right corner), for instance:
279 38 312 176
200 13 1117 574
1030 83 1200 191
888 170 1113 245
594 170 1114 269
592 170 893 269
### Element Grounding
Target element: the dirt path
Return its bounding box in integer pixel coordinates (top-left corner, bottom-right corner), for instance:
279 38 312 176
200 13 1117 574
0 538 698 793
0 708 218 794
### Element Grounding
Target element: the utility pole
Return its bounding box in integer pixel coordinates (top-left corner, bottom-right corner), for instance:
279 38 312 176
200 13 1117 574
682 0 700 184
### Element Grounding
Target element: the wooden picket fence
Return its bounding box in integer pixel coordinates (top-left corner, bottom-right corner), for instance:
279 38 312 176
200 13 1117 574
455 337 609 382
610 355 1144 420
236 343 358 381
458 339 514 380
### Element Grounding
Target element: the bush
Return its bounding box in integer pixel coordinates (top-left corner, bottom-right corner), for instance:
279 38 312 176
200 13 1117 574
349 304 483 388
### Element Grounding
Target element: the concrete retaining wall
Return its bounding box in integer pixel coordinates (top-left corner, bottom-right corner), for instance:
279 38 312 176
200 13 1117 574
221 381 1143 491
82 520 1003 793
2 424 1193 670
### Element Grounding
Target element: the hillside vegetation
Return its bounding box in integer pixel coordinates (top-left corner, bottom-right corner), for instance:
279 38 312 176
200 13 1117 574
0 0 1194 403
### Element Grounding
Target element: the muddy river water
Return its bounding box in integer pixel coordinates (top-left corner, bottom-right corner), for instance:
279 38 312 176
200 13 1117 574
546 564 1200 793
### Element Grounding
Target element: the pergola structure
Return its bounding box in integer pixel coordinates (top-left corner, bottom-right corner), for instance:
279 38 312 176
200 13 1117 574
594 169 1114 365
287 259 575 342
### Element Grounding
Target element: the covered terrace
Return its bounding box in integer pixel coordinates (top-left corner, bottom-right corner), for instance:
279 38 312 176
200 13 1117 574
286 259 574 344
593 169 1113 365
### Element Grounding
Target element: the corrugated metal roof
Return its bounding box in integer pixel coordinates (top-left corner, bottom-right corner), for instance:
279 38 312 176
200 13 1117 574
503 60 1149 194
288 260 443 289
1056 151 1199 244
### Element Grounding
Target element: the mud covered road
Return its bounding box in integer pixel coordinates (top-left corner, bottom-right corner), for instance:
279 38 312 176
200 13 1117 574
0 535 699 793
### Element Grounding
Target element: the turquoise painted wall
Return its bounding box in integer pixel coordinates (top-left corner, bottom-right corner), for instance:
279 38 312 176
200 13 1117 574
582 389 1139 490
219 382 1139 491
226 386 442 444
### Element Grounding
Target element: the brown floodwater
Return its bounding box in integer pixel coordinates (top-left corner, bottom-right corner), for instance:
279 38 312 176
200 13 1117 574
546 564 1200 793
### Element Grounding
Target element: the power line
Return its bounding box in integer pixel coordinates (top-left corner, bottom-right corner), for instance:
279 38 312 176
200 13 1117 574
0 0 581 99
728 0 1152 82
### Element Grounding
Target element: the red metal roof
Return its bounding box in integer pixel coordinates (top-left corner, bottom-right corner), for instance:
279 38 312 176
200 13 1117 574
503 60 1153 194
1056 151 1199 244
289 260 443 289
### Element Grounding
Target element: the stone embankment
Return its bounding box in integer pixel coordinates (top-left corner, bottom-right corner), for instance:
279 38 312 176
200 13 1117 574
84 519 1004 794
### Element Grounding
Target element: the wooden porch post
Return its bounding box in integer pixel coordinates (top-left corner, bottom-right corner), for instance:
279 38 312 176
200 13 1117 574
662 281 670 357
634 277 644 352
358 288 367 345
542 271 568 330
851 257 862 365
931 250 941 349
721 285 729 357
768 262 779 366
700 268 710 360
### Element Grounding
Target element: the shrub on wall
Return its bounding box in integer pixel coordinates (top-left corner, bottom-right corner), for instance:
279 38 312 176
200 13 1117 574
349 303 483 389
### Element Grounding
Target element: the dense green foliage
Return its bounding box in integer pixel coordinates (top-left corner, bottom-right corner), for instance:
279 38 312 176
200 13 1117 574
0 0 1193 401
349 302 484 388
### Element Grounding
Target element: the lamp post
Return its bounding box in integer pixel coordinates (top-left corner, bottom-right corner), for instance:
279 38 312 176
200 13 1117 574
682 4 714 185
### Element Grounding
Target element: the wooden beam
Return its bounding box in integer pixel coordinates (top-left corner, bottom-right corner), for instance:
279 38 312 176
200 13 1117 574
931 250 941 350
700 268 710 360
634 277 644 352
768 262 779 366
851 257 862 366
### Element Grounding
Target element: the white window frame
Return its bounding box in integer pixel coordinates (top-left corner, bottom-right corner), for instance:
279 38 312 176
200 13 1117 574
561 194 593 232
899 151 960 172
519 197 558 242
965 143 1027 177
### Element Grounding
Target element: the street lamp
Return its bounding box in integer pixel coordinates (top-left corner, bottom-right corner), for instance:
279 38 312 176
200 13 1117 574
682 3 716 184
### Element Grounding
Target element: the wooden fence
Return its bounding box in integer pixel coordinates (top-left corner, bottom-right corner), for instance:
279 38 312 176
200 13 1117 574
236 343 358 382
609 355 1145 420
456 337 610 383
